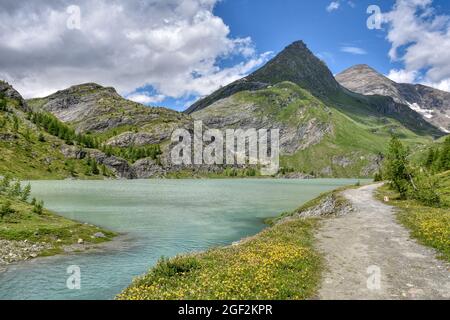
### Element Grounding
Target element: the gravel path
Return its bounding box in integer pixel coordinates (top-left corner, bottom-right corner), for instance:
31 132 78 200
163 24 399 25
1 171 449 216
317 183 450 300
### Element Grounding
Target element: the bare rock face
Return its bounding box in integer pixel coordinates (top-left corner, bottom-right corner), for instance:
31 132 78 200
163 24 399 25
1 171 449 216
192 93 333 156
106 132 161 148
28 83 191 135
131 158 166 179
60 145 87 160
88 149 135 179
0 80 30 113
337 64 450 133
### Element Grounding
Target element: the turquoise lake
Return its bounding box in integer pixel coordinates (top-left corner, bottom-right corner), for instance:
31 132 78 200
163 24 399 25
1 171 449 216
0 179 361 300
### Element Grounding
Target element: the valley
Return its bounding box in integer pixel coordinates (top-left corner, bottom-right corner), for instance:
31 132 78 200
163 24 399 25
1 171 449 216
1 40 447 180
0 39 449 301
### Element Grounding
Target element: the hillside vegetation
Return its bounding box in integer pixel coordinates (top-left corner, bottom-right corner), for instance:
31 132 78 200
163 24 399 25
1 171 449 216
0 91 104 179
378 136 450 262
0 175 116 260
193 81 433 178
117 218 321 300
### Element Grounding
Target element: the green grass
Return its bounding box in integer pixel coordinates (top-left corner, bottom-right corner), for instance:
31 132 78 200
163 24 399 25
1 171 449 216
376 175 450 262
0 97 111 180
117 218 321 300
0 194 116 256
214 81 433 178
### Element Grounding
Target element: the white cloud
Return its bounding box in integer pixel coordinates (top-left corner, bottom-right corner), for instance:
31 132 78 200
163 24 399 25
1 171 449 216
387 69 418 83
326 1 340 12
127 93 166 105
0 0 271 100
422 79 450 92
347 1 356 8
382 0 450 91
340 46 367 55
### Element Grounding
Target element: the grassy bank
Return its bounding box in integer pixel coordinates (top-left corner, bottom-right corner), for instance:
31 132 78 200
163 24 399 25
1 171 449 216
0 193 116 258
117 217 322 300
376 173 450 262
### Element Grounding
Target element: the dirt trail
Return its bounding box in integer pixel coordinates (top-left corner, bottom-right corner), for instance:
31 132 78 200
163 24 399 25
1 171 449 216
317 183 450 300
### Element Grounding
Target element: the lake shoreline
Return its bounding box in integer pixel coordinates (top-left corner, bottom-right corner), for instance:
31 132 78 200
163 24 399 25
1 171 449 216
0 232 131 273
0 179 364 299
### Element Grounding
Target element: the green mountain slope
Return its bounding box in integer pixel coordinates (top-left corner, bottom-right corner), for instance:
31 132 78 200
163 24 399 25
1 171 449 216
187 41 445 177
27 83 192 145
186 41 443 141
186 41 340 114
0 81 105 179
193 81 432 177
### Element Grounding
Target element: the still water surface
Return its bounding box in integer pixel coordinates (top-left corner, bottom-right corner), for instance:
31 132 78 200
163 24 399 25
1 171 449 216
0 179 361 300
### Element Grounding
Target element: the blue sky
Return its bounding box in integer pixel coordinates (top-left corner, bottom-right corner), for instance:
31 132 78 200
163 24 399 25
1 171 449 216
147 0 450 110
2 0 450 110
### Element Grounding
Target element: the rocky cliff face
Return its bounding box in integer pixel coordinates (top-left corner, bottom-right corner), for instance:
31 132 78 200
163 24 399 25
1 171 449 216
28 83 191 135
0 80 30 113
192 82 334 156
336 64 450 133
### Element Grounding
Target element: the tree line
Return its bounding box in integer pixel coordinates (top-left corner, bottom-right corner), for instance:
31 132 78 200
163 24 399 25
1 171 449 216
424 136 450 173
0 175 43 219
30 112 161 163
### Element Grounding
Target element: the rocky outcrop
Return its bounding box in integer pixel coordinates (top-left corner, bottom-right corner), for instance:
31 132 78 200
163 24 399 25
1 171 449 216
60 145 87 160
106 128 176 147
360 154 383 177
28 83 191 134
278 172 315 179
131 158 166 179
88 149 135 179
0 80 30 113
296 195 353 218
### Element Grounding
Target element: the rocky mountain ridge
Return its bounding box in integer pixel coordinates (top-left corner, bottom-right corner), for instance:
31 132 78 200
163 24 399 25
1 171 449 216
336 64 450 133
185 41 341 114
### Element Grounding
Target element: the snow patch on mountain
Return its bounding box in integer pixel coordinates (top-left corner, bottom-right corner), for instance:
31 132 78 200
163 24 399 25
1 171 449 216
407 102 434 119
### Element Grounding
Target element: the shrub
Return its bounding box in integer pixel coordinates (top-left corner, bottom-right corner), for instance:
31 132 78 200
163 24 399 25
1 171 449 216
373 172 383 182
383 136 411 199
0 175 12 192
38 133 46 142
152 256 200 278
0 201 15 219
33 200 44 215
409 170 441 207
21 183 31 201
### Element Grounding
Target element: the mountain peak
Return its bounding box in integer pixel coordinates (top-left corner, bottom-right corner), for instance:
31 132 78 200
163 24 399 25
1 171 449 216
336 64 397 99
247 40 340 96
55 83 118 96
285 40 308 50
338 64 392 82
186 40 341 113
0 80 29 112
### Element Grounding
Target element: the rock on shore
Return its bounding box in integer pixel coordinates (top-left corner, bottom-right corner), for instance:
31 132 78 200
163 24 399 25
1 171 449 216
0 240 52 266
